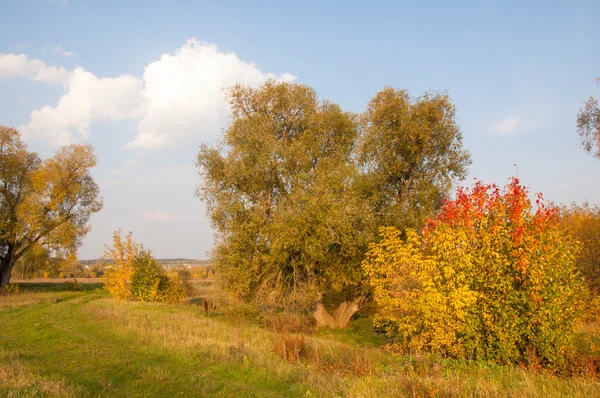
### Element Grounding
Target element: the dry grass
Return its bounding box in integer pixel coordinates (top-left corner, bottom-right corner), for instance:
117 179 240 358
82 297 600 397
2 282 600 397
0 292 60 310
0 349 82 397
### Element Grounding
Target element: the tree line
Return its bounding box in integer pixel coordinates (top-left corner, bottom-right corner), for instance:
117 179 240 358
1 76 600 369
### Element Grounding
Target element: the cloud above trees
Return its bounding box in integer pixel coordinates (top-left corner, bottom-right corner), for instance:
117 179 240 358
0 39 295 149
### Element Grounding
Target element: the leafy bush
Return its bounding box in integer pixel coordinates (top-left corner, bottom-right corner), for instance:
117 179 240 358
363 178 587 368
103 230 185 303
559 202 600 294
64 278 82 292
0 283 21 295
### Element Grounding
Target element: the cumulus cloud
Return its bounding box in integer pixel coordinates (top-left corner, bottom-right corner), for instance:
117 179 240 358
0 53 70 84
489 116 520 135
128 39 295 148
20 67 145 145
54 45 75 57
15 39 295 148
138 211 198 222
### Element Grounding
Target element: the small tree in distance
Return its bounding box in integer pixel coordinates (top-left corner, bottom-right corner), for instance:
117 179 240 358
102 230 185 304
577 77 600 158
363 178 587 368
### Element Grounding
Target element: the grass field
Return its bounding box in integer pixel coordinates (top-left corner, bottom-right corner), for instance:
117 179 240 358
0 282 599 397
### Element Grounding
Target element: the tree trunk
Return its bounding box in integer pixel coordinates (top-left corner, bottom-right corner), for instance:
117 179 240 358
313 297 362 328
0 255 15 290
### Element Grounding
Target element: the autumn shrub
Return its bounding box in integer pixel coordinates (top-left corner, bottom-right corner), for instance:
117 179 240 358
559 202 600 294
103 230 185 303
0 284 21 296
363 178 588 368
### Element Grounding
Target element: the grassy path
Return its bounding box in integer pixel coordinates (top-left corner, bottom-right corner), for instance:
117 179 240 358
0 287 306 397
2 284 600 397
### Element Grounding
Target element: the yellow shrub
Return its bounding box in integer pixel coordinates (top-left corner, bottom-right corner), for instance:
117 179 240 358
102 230 185 304
102 230 139 301
363 179 587 367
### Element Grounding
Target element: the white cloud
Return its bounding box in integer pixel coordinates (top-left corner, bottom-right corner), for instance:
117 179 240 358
489 116 520 135
54 45 75 57
15 39 295 148
138 211 198 222
0 53 71 85
19 67 144 145
128 39 295 149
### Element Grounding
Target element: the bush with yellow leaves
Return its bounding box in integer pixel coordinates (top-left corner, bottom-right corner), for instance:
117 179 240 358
363 179 587 368
102 230 185 304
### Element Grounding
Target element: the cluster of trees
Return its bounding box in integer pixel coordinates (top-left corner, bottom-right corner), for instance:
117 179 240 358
196 78 600 368
12 251 108 279
1 75 599 369
197 81 471 324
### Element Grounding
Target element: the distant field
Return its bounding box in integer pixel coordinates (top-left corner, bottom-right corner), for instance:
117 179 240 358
10 278 103 284
10 278 214 285
1 282 599 397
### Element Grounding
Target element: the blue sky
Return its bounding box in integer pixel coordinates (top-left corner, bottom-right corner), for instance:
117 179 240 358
1 0 599 259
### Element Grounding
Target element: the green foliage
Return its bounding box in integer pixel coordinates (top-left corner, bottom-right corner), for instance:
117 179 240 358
363 178 588 368
103 230 185 304
196 81 470 314
197 81 368 312
64 278 82 292
358 87 471 230
130 250 163 302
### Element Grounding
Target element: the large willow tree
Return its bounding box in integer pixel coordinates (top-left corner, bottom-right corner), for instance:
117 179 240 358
0 126 102 289
196 81 470 325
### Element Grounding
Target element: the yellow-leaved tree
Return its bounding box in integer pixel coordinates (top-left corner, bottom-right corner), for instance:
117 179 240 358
0 126 102 289
102 230 138 300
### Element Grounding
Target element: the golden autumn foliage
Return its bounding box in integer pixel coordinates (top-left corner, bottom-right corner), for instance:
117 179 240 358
102 230 185 303
559 202 600 294
0 126 102 289
363 178 587 368
102 230 137 301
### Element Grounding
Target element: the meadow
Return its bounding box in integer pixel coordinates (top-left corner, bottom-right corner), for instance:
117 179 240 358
0 281 599 397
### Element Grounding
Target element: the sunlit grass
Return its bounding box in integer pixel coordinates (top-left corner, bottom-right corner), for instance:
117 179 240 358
0 283 599 397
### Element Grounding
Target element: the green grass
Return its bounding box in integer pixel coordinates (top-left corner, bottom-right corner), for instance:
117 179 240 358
0 283 599 397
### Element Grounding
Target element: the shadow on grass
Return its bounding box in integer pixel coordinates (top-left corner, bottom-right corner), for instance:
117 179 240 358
15 282 103 293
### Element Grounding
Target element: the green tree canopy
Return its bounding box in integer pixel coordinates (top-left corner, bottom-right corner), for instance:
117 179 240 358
0 126 102 288
358 87 471 230
197 81 367 312
196 81 470 319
